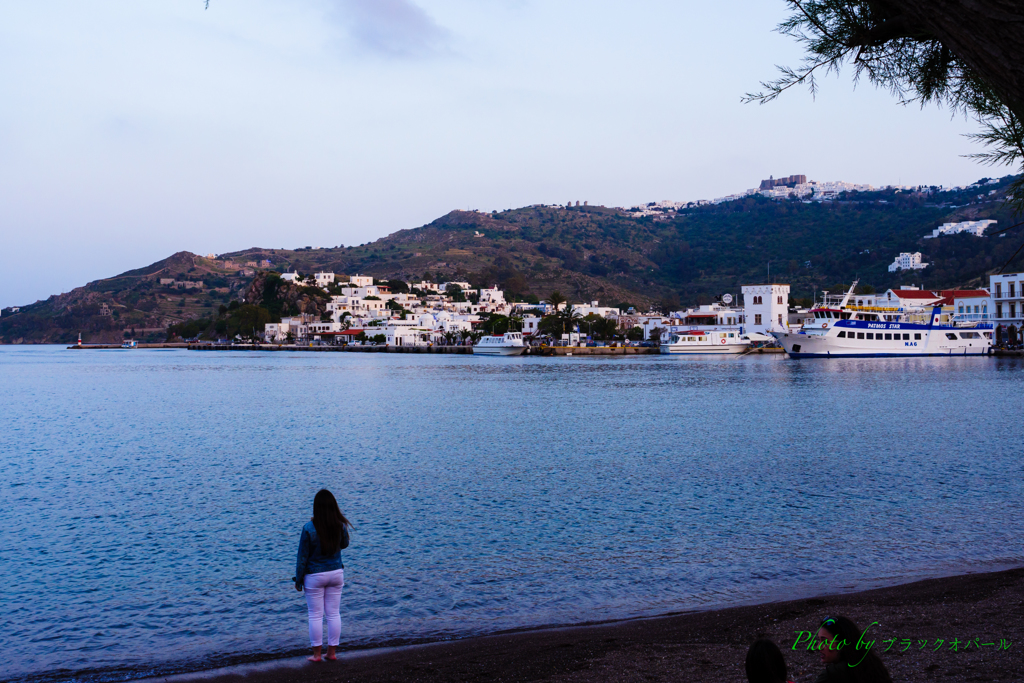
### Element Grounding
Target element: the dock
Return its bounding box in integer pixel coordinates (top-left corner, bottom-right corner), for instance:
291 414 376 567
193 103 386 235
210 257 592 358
67 343 191 350
66 343 784 355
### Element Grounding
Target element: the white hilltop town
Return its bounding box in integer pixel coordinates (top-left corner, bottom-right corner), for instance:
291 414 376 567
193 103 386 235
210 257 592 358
620 175 1007 218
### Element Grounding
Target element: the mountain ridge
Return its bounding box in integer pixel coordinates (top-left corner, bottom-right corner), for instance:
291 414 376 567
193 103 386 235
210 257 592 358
2 176 1019 344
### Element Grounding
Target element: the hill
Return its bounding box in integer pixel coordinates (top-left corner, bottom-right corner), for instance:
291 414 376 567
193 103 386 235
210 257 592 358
0 253 256 344
2 174 1020 343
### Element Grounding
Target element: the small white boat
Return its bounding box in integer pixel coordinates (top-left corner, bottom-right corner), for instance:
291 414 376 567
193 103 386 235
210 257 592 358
473 331 527 356
121 340 138 349
659 330 750 354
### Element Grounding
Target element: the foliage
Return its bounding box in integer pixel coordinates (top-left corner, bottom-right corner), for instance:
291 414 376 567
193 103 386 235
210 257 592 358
579 313 618 340
748 0 1024 210
445 284 467 302
381 279 410 294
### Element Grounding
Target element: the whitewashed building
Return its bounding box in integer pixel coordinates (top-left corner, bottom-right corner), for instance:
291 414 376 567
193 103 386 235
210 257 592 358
573 301 621 318
742 284 790 333
990 272 1024 329
925 219 996 239
314 272 335 288
349 275 373 288
888 252 928 272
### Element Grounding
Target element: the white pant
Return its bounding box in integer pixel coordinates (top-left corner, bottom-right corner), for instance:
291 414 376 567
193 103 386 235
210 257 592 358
303 568 344 647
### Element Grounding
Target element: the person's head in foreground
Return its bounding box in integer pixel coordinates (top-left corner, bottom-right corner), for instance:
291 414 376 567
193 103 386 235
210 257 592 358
745 638 791 683
816 616 892 682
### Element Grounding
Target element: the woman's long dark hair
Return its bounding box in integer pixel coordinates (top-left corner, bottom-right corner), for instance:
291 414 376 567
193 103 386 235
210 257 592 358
820 616 893 683
312 489 350 556
745 638 788 683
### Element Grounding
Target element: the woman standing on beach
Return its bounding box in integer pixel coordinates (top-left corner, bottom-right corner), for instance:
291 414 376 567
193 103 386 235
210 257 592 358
294 489 351 662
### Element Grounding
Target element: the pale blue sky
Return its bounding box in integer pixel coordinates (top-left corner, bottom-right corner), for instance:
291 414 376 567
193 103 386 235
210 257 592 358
0 1 993 307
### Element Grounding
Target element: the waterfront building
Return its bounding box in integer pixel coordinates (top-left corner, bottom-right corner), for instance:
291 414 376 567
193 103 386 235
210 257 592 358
741 284 790 334
945 289 992 322
879 288 945 308
990 272 1024 331
888 252 928 272
522 314 543 336
671 302 744 328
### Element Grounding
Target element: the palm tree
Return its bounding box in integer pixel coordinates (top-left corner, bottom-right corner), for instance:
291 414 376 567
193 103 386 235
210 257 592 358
547 291 566 312
558 304 582 335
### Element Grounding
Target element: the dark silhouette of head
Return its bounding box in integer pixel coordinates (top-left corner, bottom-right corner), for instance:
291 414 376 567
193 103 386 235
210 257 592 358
312 489 349 555
745 638 789 683
818 616 893 683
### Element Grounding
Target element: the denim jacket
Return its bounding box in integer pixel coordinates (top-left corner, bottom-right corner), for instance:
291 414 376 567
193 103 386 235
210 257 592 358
294 520 349 586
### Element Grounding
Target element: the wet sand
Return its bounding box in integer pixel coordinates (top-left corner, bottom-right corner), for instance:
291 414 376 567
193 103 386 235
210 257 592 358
153 567 1024 683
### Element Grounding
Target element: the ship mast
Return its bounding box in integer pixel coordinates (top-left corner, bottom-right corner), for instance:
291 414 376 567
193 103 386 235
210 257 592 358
838 280 859 309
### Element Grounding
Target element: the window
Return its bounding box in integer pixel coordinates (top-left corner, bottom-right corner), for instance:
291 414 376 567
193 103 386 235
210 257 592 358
885 333 892 340
945 333 957 340
960 332 980 339
753 295 762 305
903 333 910 340
915 333 922 340
997 303 1003 318
777 295 783 304
996 283 1002 297
778 314 783 325
958 305 964 314
754 314 762 325
1011 303 1017 319
857 332 864 339
1012 283 1017 298
866 333 874 339
837 331 846 338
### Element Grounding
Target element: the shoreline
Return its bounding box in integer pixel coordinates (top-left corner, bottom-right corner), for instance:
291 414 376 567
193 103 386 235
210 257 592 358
130 566 1024 683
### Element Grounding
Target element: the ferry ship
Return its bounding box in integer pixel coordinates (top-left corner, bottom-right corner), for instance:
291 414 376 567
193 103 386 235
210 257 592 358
473 331 527 356
772 282 992 357
659 330 752 354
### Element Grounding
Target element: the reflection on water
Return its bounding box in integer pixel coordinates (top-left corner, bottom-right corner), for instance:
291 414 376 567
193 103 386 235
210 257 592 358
1 347 1023 681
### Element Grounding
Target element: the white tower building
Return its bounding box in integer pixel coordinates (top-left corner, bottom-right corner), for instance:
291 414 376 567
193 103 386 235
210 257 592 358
741 284 791 334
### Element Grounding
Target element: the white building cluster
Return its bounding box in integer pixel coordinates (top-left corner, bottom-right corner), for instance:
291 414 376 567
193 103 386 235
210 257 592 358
924 219 997 239
263 273 514 346
259 273 800 346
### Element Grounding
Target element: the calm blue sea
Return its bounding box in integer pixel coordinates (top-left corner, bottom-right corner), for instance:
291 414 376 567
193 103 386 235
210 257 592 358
1 346 1023 682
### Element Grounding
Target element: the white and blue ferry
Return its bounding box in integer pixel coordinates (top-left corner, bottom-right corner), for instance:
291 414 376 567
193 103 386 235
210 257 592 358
772 282 992 358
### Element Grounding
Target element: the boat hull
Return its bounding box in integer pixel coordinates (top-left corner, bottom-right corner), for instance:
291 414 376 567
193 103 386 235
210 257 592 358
659 344 749 355
773 328 991 358
472 346 527 356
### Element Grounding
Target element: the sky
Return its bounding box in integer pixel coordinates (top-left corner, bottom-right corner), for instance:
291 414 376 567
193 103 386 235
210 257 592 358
0 0 1000 307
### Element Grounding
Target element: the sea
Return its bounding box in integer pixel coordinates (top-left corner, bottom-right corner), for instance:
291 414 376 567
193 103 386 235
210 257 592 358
2 346 1023 682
